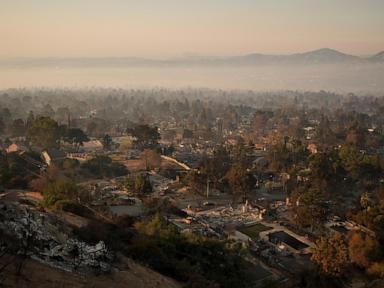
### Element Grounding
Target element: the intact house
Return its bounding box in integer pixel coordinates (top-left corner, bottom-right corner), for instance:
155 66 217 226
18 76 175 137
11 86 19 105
5 143 28 154
81 140 104 153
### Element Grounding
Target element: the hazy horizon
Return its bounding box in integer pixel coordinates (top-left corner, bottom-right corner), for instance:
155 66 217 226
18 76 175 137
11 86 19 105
1 63 383 94
1 1 383 93
0 47 382 61
1 0 384 58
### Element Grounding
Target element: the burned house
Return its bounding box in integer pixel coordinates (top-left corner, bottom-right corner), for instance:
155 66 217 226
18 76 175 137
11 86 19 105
41 148 67 167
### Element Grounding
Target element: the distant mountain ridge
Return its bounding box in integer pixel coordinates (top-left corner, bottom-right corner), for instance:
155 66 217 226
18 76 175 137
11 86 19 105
1 48 383 67
370 51 384 61
279 48 360 63
221 48 362 65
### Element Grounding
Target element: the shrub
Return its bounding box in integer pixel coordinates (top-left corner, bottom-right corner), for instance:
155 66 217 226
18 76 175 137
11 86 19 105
53 200 92 218
124 173 152 194
42 180 79 206
128 214 255 288
81 155 128 178
368 262 384 278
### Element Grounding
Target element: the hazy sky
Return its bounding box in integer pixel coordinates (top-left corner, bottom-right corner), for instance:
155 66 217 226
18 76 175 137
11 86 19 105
1 0 383 58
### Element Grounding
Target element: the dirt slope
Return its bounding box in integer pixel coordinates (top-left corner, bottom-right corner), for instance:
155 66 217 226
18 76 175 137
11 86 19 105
1 256 181 288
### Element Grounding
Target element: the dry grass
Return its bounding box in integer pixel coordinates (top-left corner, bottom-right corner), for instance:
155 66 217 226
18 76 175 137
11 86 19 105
0 255 180 288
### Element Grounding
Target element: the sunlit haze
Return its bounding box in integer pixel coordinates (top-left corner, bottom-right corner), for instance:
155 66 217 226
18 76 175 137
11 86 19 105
1 0 384 58
2 2 384 288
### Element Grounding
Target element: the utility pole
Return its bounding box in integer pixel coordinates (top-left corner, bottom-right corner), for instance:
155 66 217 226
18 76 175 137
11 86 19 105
206 176 209 198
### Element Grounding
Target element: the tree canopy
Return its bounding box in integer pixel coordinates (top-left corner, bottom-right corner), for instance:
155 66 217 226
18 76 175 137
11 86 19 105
128 124 160 150
64 128 89 150
311 233 349 277
27 117 62 149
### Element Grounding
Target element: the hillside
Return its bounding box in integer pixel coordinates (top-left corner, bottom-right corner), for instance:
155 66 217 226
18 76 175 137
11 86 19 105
370 51 384 61
0 255 181 288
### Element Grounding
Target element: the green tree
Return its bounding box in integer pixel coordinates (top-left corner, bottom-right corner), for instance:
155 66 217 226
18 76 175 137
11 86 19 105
198 145 231 188
41 103 55 118
226 164 255 201
27 117 61 149
338 145 363 180
102 134 112 150
339 145 381 182
134 213 175 237
0 151 41 189
125 173 152 194
129 214 255 288
26 111 35 128
0 108 11 127
345 120 366 148
269 137 309 171
128 124 160 149
81 155 127 178
295 188 327 231
10 119 26 137
308 149 348 196
315 115 336 147
42 180 79 206
0 117 5 135
64 128 89 150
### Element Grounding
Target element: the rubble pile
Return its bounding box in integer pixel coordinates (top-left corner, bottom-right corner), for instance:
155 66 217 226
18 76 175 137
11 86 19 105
168 216 221 238
190 202 264 227
0 203 113 273
169 202 266 238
